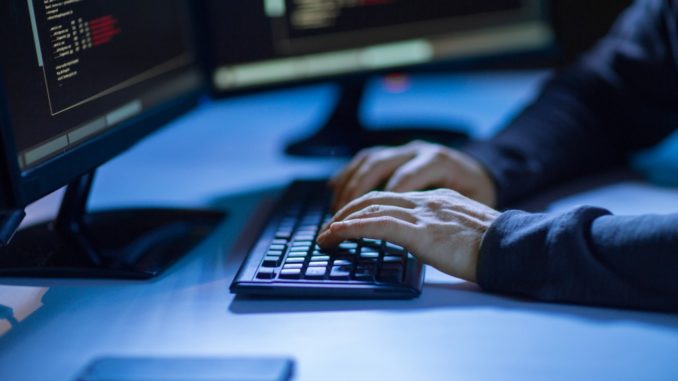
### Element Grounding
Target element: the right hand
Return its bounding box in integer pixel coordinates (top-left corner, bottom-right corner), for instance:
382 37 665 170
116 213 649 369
330 140 497 211
318 188 501 283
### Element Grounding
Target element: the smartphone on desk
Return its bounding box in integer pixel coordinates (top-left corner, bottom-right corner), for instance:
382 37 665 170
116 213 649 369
77 357 294 381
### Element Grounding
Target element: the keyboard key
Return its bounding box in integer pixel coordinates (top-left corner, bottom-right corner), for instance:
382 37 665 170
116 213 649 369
361 238 382 247
283 263 304 270
294 234 316 241
269 244 286 251
354 265 376 281
308 261 329 268
275 231 292 239
384 242 405 254
271 239 288 245
287 251 308 258
311 255 330 262
333 259 353 266
280 269 302 279
257 268 276 280
305 267 327 279
285 257 305 264
267 250 284 257
360 251 379 259
339 242 358 250
262 256 282 267
383 256 403 264
330 266 352 280
359 258 379 266
292 240 313 246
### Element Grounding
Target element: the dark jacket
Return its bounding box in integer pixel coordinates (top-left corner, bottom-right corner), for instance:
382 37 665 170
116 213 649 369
464 0 678 312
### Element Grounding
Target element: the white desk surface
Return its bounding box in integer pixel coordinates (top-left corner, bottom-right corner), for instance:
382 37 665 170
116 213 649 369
1 72 677 381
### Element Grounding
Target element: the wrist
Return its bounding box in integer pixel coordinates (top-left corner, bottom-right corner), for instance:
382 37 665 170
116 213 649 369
468 210 502 283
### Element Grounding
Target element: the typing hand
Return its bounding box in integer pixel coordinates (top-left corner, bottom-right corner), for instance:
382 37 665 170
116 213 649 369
317 189 501 282
329 140 497 212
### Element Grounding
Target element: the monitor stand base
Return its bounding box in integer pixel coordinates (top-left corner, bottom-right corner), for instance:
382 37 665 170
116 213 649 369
285 78 470 158
0 172 224 279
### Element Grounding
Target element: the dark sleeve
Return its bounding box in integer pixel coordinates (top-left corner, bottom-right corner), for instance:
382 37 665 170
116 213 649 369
463 0 678 208
477 208 678 312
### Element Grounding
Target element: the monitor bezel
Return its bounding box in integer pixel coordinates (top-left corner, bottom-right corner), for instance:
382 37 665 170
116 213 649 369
196 0 556 100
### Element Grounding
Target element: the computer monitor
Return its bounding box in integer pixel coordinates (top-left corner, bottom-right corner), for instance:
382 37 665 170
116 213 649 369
0 0 223 278
199 0 555 156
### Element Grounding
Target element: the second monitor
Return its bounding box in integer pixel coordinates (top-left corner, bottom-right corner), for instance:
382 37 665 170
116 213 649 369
200 0 554 156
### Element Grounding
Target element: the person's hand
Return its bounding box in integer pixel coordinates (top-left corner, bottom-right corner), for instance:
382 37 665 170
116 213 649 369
329 140 497 212
317 189 501 282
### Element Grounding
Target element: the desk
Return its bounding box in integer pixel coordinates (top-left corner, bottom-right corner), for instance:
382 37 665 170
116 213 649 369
1 72 677 381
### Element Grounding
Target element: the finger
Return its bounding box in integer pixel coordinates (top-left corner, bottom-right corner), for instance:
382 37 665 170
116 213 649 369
335 162 389 210
330 148 370 187
316 216 416 249
335 151 415 210
343 205 418 225
332 142 423 209
384 154 435 192
330 152 370 208
328 192 416 231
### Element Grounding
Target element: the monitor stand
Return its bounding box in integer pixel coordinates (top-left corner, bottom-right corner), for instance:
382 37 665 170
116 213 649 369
285 78 470 157
0 171 224 279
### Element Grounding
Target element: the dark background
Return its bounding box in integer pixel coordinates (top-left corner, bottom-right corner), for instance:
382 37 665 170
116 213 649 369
551 0 634 64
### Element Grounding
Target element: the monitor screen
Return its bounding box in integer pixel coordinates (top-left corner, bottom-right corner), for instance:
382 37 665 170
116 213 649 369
204 0 553 91
0 0 202 171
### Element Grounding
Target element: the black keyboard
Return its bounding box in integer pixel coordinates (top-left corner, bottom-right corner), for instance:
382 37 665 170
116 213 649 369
230 180 425 298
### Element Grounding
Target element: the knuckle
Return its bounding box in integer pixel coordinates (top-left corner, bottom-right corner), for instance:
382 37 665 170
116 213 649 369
425 199 444 210
365 190 382 199
365 205 382 215
433 188 456 197
430 147 449 162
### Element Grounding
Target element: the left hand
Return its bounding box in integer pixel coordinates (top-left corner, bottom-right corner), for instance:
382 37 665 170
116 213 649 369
317 189 501 282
